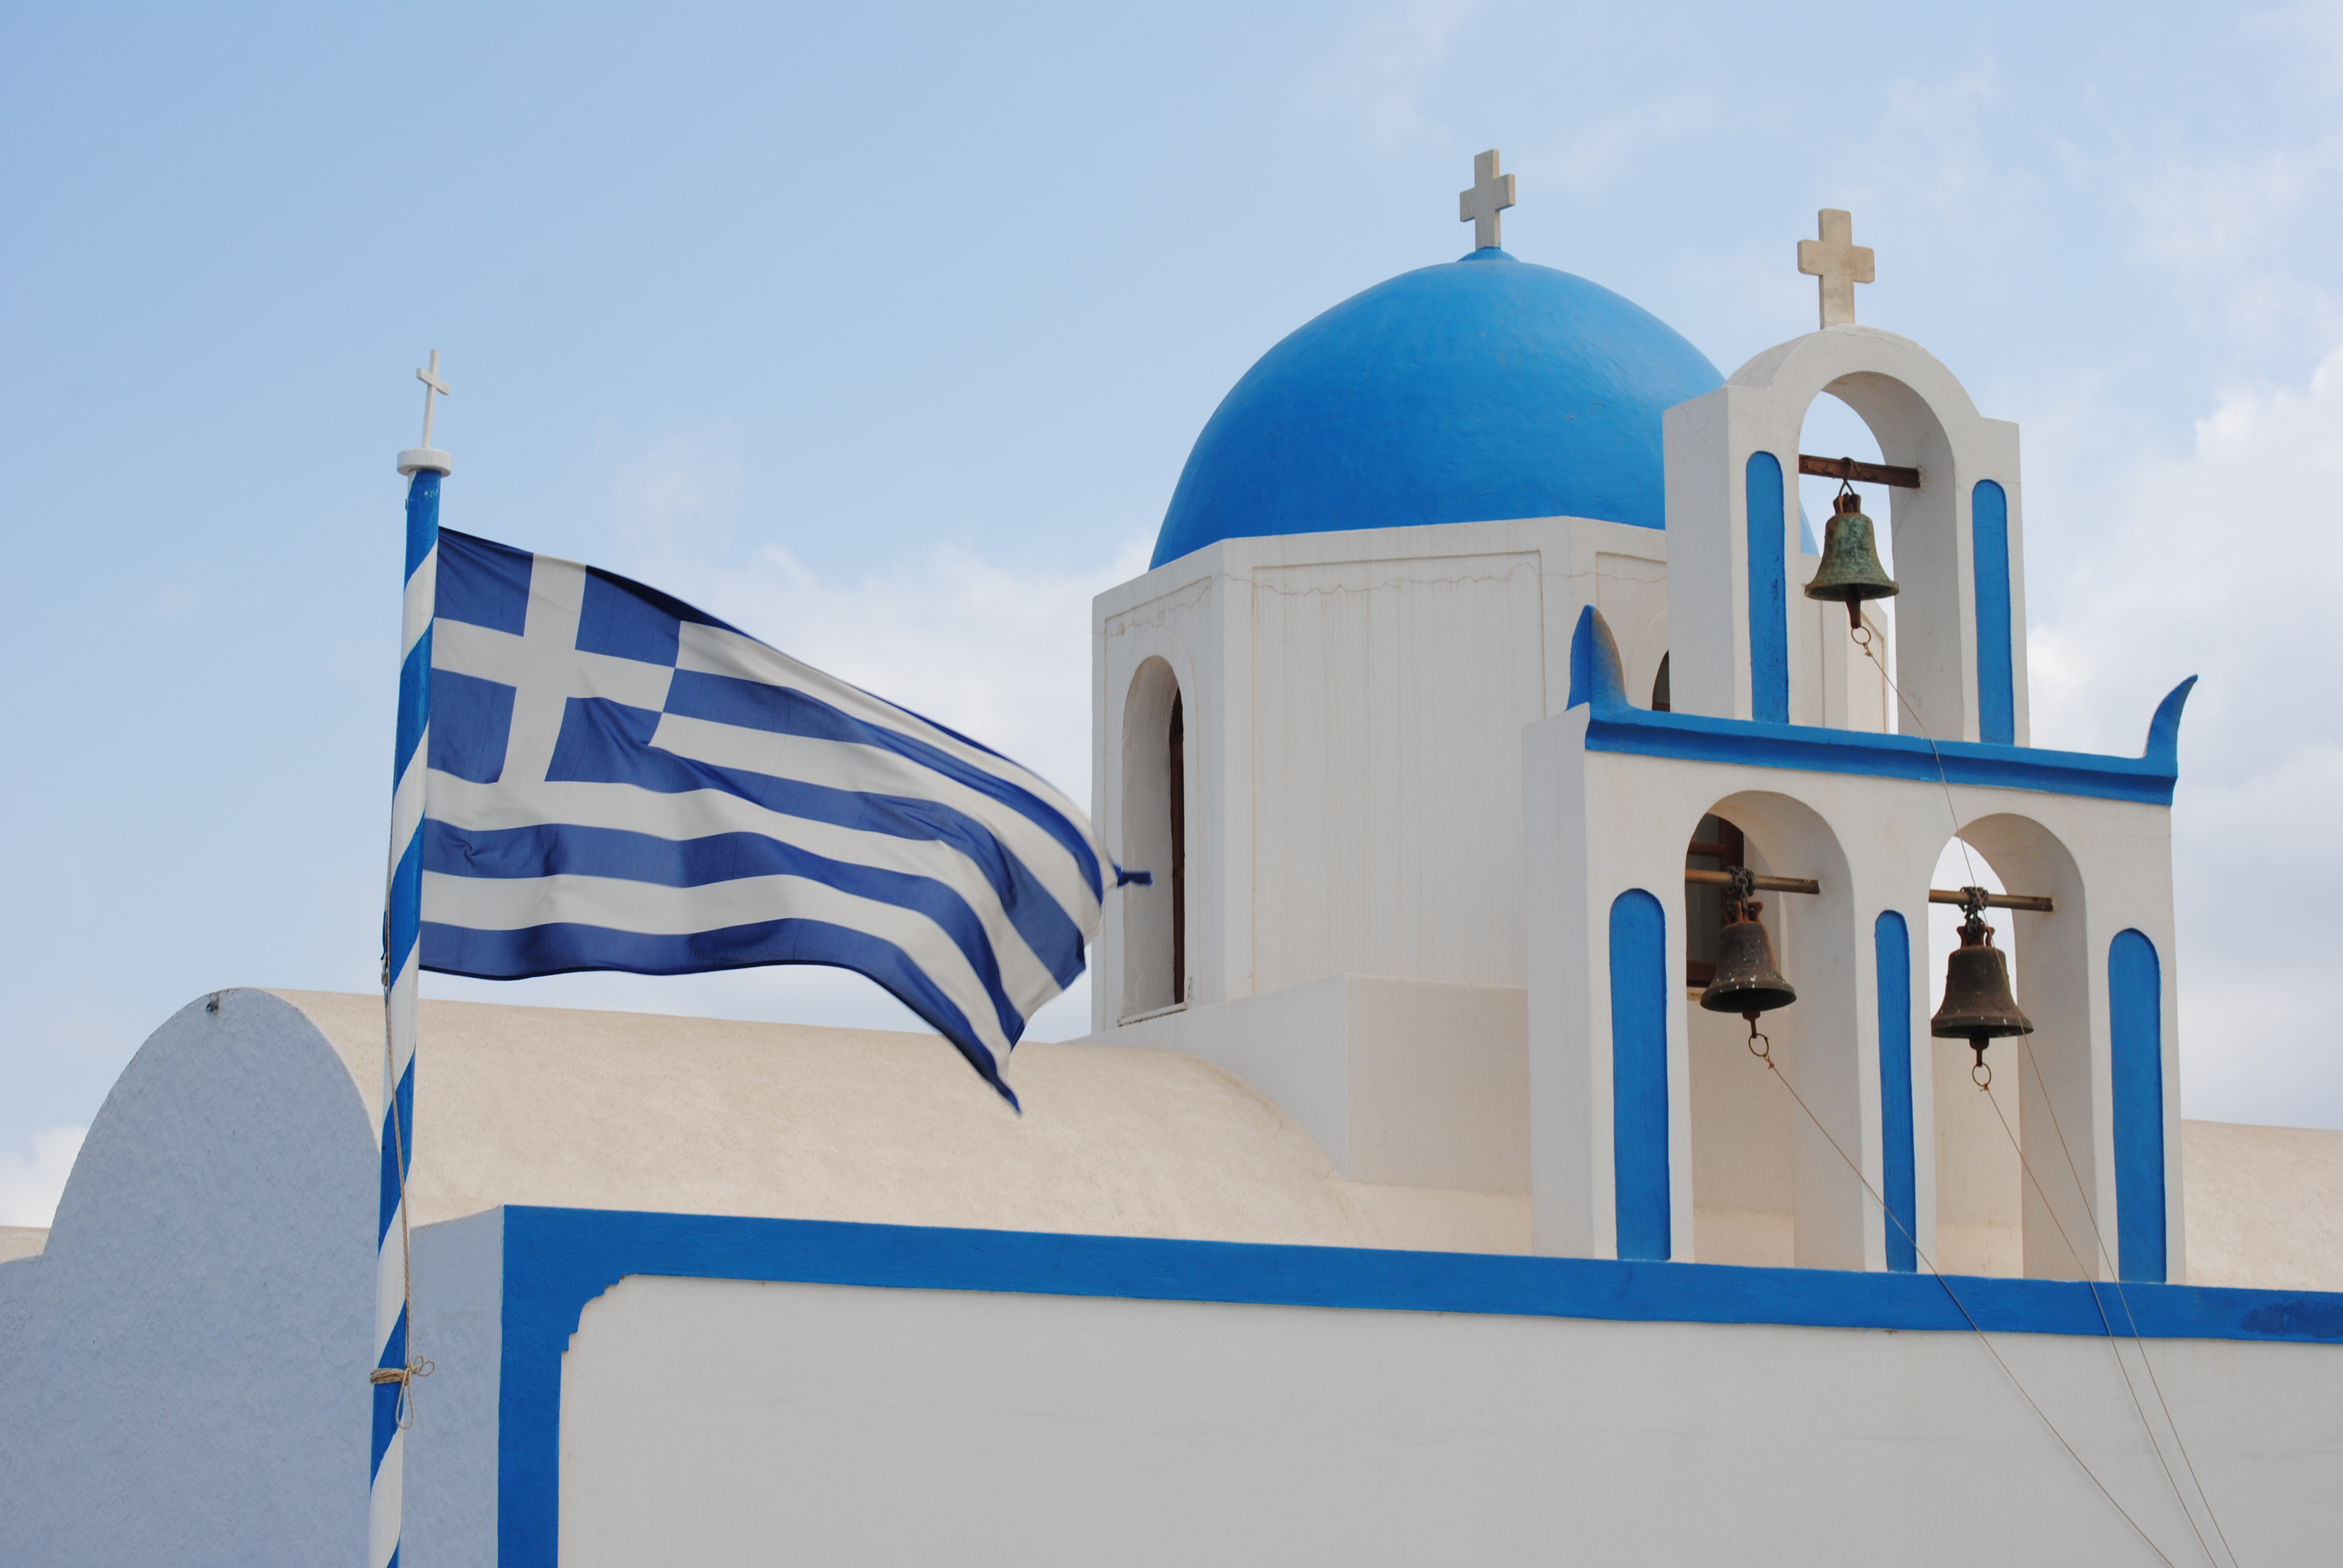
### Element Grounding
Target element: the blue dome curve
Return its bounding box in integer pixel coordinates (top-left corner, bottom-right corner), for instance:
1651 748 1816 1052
1152 250 1723 569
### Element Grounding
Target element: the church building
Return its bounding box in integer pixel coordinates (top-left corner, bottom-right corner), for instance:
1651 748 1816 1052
3 157 2340 1566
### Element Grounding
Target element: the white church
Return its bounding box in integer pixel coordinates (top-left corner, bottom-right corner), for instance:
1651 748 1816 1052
4 158 2341 1566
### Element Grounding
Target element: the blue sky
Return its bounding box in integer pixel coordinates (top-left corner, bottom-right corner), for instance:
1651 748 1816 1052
5 3 2343 1222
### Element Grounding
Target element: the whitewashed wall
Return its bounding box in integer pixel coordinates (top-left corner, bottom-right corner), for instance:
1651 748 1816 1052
0 990 376 1567
557 1272 2338 1567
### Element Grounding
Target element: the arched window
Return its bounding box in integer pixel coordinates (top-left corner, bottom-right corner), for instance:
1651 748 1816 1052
1119 659 1186 1020
1168 691 1186 1003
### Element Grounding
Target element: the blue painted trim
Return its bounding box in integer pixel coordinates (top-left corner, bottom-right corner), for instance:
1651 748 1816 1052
1609 889 1671 1261
1564 604 1626 712
1746 452 1789 724
1875 912 1917 1273
1973 482 2015 744
1562 609 2197 806
2110 930 2168 1283
491 1204 2343 1568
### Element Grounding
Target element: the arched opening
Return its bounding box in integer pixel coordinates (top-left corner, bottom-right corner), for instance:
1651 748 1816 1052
1685 795 1860 1270
1119 658 1187 1021
1925 838 2022 1276
1925 818 2094 1279
1795 390 1895 734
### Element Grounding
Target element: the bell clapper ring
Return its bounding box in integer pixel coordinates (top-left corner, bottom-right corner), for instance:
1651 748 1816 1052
1971 1040 1993 1090
1745 1013 1772 1065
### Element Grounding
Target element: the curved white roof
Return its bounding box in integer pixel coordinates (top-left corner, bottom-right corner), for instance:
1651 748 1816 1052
281 988 1530 1252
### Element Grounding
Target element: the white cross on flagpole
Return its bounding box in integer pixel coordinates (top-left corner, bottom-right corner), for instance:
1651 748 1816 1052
416 350 451 449
1459 149 1516 252
1797 209 1875 329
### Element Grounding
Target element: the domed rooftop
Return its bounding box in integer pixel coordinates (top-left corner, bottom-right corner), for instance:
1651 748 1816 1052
1152 249 1723 569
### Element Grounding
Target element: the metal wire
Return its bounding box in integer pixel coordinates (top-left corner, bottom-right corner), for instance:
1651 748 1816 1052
1738 1018 2183 1567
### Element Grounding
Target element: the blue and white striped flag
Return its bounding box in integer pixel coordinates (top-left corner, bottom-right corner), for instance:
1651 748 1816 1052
416 528 1108 1105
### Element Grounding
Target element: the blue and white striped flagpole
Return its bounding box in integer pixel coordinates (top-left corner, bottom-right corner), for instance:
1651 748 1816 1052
375 353 451 1568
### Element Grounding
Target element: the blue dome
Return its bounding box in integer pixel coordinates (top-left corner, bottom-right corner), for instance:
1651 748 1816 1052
1152 250 1723 568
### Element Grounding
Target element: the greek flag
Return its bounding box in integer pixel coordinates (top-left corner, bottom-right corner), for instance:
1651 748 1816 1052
418 528 1106 1105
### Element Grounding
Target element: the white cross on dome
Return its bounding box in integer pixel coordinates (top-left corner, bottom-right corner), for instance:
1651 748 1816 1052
1459 149 1516 252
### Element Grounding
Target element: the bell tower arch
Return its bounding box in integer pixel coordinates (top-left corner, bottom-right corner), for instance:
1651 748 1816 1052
1663 327 2030 747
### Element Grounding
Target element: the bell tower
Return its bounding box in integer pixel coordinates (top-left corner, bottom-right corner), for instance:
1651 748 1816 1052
1663 211 2031 747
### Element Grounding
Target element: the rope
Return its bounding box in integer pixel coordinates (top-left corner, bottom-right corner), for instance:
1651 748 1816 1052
1978 1064 2224 1566
1797 608 2224 1558
1849 613 2233 1560
1999 1032 2242 1567
1740 1023 2183 1567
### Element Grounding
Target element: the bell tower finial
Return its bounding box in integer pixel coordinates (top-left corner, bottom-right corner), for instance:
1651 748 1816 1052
1797 209 1875 328
1460 150 1516 252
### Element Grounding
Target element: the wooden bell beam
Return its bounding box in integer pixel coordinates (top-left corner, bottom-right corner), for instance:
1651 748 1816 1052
1928 889 2054 913
1682 869 2055 912
1685 869 1820 896
1798 454 1920 489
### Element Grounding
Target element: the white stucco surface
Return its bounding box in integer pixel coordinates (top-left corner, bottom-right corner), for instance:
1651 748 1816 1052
0 990 376 1568
560 1271 2343 1568
268 988 1527 1250
2183 1119 2343 1291
4 984 2338 1568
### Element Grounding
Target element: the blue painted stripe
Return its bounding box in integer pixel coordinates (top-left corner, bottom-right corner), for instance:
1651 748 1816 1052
666 670 1104 903
1875 912 1917 1273
421 916 1016 1105
2110 930 2167 1283
490 1206 2343 1568
1973 481 2015 744
404 471 441 582
1585 707 2180 805
1746 452 1789 724
422 818 1027 1042
370 1299 405 1477
376 1057 415 1246
386 826 424 978
538 696 1086 988
393 627 432 788
1608 889 1671 1261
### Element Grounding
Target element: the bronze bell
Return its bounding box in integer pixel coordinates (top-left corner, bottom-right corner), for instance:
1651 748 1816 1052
1803 485 1900 629
1930 889 2032 1071
1699 870 1798 1021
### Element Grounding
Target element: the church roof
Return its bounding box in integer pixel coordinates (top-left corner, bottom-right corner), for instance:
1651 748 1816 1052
274 990 1528 1252
1151 249 1722 569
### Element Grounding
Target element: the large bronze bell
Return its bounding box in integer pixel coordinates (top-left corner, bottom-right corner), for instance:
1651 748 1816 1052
1803 485 1900 628
1699 870 1798 1021
1930 889 2032 1072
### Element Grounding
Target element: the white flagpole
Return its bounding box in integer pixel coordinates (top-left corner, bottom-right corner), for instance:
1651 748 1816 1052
374 357 451 1568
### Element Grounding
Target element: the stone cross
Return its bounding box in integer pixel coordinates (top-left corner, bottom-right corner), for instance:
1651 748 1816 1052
1459 150 1516 252
1797 209 1874 329
415 349 451 449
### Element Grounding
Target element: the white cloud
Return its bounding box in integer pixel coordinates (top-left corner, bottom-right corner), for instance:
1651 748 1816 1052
0 1126 85 1229
1301 0 1481 146
2029 342 2343 1126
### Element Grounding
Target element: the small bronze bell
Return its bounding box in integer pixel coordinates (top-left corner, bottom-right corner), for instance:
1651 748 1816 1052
1699 869 1798 1021
1803 483 1900 629
1930 888 2032 1074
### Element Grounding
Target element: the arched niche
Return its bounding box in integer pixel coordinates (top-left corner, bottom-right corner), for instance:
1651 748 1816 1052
1932 813 2094 1281
1119 657 1186 1020
1682 791 1864 1271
